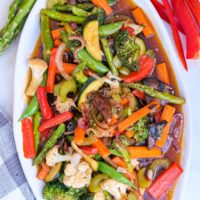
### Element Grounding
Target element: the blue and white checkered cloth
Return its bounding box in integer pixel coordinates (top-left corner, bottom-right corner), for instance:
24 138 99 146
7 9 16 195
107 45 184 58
0 108 35 200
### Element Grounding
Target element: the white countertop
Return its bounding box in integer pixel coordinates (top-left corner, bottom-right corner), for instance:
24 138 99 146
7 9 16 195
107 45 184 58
0 0 199 199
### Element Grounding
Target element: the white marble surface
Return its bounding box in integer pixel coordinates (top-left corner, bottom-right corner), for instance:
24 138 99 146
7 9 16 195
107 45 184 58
0 0 199 199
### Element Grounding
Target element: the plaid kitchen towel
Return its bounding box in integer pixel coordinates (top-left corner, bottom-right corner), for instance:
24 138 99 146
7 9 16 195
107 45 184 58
0 108 35 200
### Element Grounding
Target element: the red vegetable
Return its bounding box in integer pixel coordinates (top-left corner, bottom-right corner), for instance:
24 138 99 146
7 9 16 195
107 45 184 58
171 0 200 60
80 146 98 155
148 162 183 199
150 0 184 34
185 0 200 28
121 23 135 36
123 54 155 83
162 0 188 71
21 118 36 159
39 111 73 132
46 48 58 93
37 86 54 120
132 89 145 100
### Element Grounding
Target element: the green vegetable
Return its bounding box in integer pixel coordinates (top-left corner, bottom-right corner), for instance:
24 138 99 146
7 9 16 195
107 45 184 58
41 14 54 62
101 38 119 76
43 182 87 200
98 161 136 188
72 61 88 83
150 158 171 174
19 73 48 120
46 0 66 9
53 3 95 12
89 174 108 192
91 7 106 25
0 0 36 54
109 148 123 157
104 191 112 200
80 193 94 200
45 162 62 182
107 0 118 6
33 112 41 153
119 135 131 146
33 124 65 165
99 21 124 37
126 82 185 105
128 192 138 200
138 168 151 188
72 6 89 17
119 66 130 76
78 78 105 109
135 37 146 56
54 78 77 102
41 9 86 24
131 117 148 144
115 30 141 71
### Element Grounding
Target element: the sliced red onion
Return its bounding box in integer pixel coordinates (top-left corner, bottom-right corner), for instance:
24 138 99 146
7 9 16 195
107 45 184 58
56 43 71 80
68 36 85 63
70 22 78 30
117 167 128 174
78 118 89 130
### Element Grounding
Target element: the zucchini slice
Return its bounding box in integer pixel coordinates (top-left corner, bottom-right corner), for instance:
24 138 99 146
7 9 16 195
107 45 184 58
83 20 102 61
135 37 146 56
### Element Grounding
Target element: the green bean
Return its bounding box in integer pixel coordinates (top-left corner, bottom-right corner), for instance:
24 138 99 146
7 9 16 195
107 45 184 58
125 83 185 105
40 14 54 62
98 161 136 188
33 112 42 153
41 9 86 24
33 124 65 165
99 21 124 37
101 38 119 76
19 72 47 121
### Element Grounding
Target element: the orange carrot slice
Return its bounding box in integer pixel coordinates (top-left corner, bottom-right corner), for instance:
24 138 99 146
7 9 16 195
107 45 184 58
93 139 110 158
74 126 85 145
156 63 170 84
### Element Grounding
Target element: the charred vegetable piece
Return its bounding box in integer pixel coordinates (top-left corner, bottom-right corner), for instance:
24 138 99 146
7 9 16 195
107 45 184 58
125 82 185 105
138 168 151 188
33 124 65 165
89 174 108 192
45 162 62 182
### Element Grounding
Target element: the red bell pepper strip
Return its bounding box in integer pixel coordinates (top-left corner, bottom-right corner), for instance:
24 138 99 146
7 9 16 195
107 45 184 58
148 162 183 199
162 0 188 71
150 0 184 34
132 89 145 100
39 111 73 132
21 118 36 159
37 86 54 120
185 0 200 28
171 0 200 60
80 146 98 155
123 54 155 83
46 48 57 93
121 22 135 37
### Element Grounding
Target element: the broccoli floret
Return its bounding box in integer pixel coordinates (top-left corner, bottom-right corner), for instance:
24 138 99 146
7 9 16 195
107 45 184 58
91 7 106 25
43 182 87 200
115 30 141 71
119 135 131 146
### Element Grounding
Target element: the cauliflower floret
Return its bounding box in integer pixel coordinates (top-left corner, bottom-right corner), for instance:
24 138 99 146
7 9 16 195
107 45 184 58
101 179 128 200
55 98 76 113
63 161 92 188
46 146 71 167
94 191 106 200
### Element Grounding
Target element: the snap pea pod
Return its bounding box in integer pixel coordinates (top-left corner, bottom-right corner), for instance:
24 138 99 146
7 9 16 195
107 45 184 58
101 38 119 76
41 9 86 24
19 72 47 121
53 3 95 12
33 124 65 165
98 161 136 189
125 83 185 105
33 112 42 153
99 21 124 37
71 6 89 17
41 14 54 62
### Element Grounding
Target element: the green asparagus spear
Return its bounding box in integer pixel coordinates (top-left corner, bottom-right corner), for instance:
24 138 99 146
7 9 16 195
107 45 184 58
46 0 67 9
40 14 54 62
53 3 95 12
124 82 185 105
33 124 65 165
0 0 23 37
0 0 36 54
41 9 86 24
33 112 42 153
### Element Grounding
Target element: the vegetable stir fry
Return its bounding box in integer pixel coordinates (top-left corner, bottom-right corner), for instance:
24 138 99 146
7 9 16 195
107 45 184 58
20 0 185 199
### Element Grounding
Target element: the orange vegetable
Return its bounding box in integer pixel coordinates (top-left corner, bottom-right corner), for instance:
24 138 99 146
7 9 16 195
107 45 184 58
51 27 65 40
125 130 134 139
54 39 62 47
118 100 160 132
56 63 77 75
132 7 154 37
120 98 129 106
110 115 118 125
156 105 176 148
128 146 162 159
112 157 127 168
37 162 50 180
156 63 170 84
91 0 113 16
74 126 85 145
93 139 110 158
